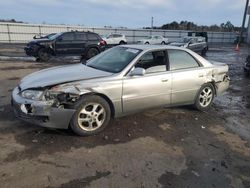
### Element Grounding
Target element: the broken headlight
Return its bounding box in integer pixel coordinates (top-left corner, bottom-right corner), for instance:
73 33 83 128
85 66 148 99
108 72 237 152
21 90 44 100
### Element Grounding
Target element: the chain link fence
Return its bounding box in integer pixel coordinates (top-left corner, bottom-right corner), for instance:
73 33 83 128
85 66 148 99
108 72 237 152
0 22 240 44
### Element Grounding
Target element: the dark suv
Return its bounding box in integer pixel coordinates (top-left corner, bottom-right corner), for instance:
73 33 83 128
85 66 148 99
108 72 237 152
25 31 106 61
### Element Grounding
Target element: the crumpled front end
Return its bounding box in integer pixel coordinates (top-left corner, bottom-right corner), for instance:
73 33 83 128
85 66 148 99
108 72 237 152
11 86 76 129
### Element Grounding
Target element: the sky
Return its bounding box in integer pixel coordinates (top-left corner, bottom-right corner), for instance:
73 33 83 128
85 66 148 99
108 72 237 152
0 0 248 28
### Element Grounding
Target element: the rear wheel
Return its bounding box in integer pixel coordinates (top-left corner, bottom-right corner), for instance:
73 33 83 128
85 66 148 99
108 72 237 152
244 69 250 77
119 41 126 45
86 48 99 59
194 83 215 111
37 48 51 62
70 95 111 136
145 42 150 44
161 41 166 45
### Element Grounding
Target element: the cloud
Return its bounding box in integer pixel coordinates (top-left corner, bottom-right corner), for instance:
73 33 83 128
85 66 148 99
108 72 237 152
85 0 174 9
0 0 246 27
1 0 64 6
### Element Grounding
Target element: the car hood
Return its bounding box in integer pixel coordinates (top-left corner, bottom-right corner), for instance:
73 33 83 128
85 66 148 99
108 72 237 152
29 38 52 44
19 64 113 91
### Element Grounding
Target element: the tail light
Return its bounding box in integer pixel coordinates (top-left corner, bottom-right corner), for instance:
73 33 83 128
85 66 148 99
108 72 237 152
99 40 107 46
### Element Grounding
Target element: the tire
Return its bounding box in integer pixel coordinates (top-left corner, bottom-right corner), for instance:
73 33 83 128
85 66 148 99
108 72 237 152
201 48 207 56
194 83 215 111
244 69 250 77
145 42 150 44
86 48 99 59
37 48 51 62
70 95 111 136
161 41 166 45
119 41 126 45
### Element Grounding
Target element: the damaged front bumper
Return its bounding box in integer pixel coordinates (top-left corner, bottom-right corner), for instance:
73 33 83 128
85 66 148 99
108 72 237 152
11 87 75 129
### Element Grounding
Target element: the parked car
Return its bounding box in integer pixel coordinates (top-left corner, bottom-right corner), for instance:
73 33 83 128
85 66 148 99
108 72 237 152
101 33 127 46
12 45 229 136
169 37 208 56
188 31 208 42
137 35 169 45
244 55 250 76
25 31 106 62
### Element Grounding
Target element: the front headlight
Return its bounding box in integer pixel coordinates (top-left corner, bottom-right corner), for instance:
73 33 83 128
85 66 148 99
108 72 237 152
21 90 44 100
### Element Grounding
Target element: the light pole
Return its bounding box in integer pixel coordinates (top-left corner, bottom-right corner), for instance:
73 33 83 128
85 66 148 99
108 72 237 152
239 0 249 45
151 17 154 29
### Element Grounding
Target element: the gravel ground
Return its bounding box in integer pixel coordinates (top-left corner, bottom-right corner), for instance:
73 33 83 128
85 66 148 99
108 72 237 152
0 43 249 188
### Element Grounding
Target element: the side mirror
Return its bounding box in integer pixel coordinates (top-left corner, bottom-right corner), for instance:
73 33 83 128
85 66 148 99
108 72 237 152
130 67 145 76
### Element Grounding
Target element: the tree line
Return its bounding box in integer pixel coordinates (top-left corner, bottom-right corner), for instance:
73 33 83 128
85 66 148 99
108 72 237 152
144 20 242 32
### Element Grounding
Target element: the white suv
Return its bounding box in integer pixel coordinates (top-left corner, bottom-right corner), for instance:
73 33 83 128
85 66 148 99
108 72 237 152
137 35 169 45
102 33 127 45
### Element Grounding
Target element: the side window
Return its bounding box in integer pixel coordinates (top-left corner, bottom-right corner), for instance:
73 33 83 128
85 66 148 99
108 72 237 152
135 51 167 74
108 34 114 38
75 33 87 40
88 33 99 40
114 34 122 38
61 33 74 41
168 49 200 71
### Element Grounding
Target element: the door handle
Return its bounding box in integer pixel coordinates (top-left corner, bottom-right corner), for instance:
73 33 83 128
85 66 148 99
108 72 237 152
161 78 169 82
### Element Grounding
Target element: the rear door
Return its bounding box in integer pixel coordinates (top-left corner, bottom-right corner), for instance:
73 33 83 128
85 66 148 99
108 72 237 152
74 33 87 54
167 49 206 105
122 50 172 113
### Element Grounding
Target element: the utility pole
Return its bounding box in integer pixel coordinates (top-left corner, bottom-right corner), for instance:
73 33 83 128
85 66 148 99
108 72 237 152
151 17 154 29
239 0 249 45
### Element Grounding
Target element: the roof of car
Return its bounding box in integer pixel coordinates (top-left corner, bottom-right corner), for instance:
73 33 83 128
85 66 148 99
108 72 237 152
120 44 185 51
62 31 98 34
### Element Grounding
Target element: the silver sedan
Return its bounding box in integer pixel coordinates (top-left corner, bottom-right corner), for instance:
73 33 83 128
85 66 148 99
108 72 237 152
12 45 230 136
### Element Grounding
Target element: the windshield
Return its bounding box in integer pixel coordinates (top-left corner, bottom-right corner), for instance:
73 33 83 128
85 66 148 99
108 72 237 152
181 37 191 43
48 32 63 40
86 47 142 73
101 34 109 38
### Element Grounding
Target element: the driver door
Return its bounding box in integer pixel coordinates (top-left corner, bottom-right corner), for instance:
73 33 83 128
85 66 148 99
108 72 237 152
122 50 172 113
55 33 75 55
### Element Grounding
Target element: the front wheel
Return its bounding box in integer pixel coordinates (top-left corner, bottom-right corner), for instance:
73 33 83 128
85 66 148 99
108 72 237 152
194 83 215 111
119 41 126 45
161 41 166 45
37 48 51 62
70 95 111 136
